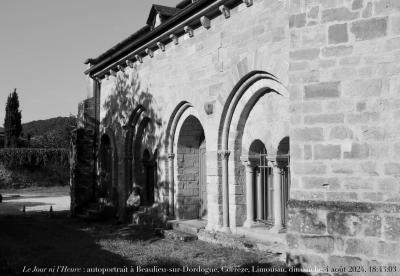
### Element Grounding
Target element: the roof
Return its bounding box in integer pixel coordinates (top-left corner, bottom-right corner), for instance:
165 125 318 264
84 0 240 76
146 4 181 26
84 0 205 67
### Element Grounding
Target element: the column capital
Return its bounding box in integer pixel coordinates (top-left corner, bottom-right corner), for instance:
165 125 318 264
167 153 175 160
240 155 259 167
218 150 230 160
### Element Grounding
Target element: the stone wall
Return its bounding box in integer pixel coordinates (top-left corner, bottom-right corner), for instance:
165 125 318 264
97 0 289 229
176 115 204 219
70 97 97 215
288 0 400 270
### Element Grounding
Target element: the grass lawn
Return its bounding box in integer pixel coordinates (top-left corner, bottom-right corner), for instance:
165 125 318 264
0 185 69 197
0 212 286 276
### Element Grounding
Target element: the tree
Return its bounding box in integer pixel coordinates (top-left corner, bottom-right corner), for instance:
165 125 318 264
4 89 22 148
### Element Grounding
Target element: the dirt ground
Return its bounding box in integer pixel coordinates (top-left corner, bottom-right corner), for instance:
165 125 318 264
0 186 291 275
0 212 287 276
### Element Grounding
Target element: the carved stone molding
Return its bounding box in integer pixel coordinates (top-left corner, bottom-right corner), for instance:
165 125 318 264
145 48 154 58
184 26 194 37
200 16 211 29
219 5 230 19
169 34 179 45
218 150 231 160
105 73 109 80
242 0 253 7
168 153 175 160
157 42 165 52
125 60 134 68
135 54 143 63
109 69 116 77
117 65 124 72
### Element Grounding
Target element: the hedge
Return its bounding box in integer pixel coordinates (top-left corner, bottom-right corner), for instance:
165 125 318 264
0 148 69 169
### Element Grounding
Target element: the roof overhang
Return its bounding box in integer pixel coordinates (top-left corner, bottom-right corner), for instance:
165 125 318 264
84 0 244 79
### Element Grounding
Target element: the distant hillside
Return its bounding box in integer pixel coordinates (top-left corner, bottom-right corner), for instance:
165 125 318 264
21 116 76 148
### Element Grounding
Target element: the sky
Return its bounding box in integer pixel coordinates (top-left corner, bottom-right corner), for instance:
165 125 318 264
0 0 181 123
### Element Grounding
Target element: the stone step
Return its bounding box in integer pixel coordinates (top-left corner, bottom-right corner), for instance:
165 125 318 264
197 229 286 262
167 220 206 235
163 229 198 242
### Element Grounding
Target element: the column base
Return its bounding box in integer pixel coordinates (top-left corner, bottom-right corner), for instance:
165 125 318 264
220 226 231 233
243 219 256 228
270 224 285 233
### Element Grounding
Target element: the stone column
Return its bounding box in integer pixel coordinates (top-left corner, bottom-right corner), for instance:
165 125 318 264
243 161 256 228
219 150 230 232
272 161 282 228
168 153 175 217
256 167 263 221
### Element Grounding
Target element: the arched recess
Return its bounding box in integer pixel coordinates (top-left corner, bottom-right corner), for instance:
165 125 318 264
218 71 289 229
124 105 146 195
175 114 207 220
163 101 193 216
165 102 210 220
99 131 118 208
132 116 158 205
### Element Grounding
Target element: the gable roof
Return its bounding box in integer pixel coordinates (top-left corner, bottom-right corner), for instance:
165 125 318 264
146 4 181 26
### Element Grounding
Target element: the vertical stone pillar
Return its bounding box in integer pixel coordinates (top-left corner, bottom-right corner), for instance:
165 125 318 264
218 150 230 232
168 153 175 217
256 167 263 221
272 161 282 229
243 161 256 228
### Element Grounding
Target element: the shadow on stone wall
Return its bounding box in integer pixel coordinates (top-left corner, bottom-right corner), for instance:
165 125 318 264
100 65 167 220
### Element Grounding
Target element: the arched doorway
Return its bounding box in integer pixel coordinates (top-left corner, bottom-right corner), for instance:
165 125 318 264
176 115 207 220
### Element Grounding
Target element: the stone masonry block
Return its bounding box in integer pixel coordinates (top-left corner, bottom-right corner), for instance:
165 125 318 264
351 17 388 41
342 79 382 97
352 0 363 10
374 0 400 15
384 163 400 175
362 2 372 18
345 238 375 257
363 214 382 237
303 235 334 253
329 126 353 140
314 144 341 160
302 177 340 189
329 255 363 270
292 162 327 175
290 13 307 28
304 81 340 99
290 48 320 60
308 6 319 19
327 212 362 236
391 15 400 35
305 114 344 124
322 7 359 23
288 209 327 235
322 45 353 57
344 143 369 159
377 241 400 260
384 216 400 241
292 127 324 141
328 23 349 44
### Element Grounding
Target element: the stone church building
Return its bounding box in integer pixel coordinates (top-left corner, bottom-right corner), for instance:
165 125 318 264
73 0 400 271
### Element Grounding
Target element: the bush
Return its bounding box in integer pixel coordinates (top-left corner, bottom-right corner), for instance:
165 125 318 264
0 148 69 169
